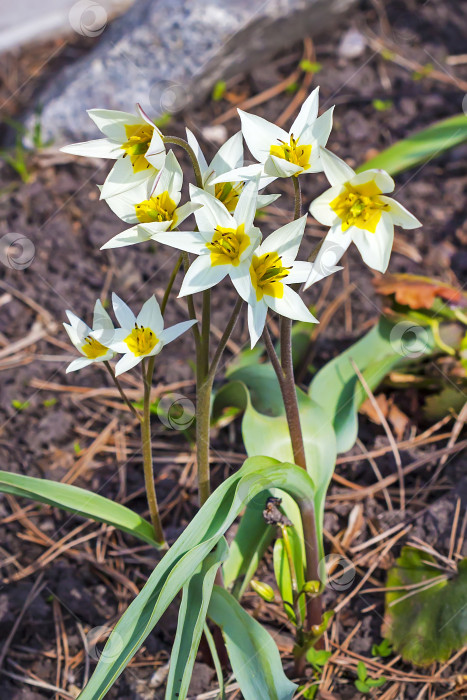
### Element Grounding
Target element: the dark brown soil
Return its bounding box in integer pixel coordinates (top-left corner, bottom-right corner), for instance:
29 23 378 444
0 0 466 698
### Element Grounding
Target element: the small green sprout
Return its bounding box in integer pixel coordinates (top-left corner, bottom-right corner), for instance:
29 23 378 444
355 661 386 694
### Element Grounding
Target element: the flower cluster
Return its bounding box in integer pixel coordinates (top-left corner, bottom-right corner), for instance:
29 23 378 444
62 88 420 370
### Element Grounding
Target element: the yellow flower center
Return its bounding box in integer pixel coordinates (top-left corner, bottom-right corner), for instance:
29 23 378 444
330 181 388 233
122 123 154 173
124 325 158 357
250 252 290 301
134 191 177 226
270 134 311 176
206 224 250 267
81 336 109 360
214 182 243 212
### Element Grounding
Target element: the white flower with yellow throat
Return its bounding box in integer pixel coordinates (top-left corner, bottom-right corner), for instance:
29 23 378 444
152 178 263 297
101 151 200 250
63 299 115 373
60 104 166 200
209 87 334 183
93 294 197 376
305 147 422 288
232 215 319 347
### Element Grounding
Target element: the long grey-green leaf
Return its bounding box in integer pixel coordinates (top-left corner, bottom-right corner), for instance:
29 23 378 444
208 586 297 700
165 539 228 700
0 470 158 546
357 114 467 176
78 456 315 699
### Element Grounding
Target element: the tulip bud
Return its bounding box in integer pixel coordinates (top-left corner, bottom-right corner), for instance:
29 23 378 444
250 579 275 602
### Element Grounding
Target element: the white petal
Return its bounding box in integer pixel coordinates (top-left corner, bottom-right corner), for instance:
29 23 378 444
101 328 130 353
209 131 244 179
290 87 320 140
100 157 156 200
65 311 90 341
299 106 334 150
112 293 136 329
230 262 255 304
190 185 232 230
150 229 208 255
63 322 81 349
160 319 198 345
137 296 164 334
320 147 355 186
87 109 142 141
238 109 289 163
350 169 395 194
101 225 152 249
379 196 421 229
175 201 201 227
267 286 318 323
209 163 264 185
258 215 307 263
351 211 394 273
309 186 343 226
93 299 114 332
264 155 302 178
145 129 166 171
115 353 143 377
256 193 281 208
247 300 268 348
136 103 156 127
304 225 350 289
153 150 182 202
185 128 209 178
179 255 228 296
66 357 95 373
233 177 259 232
103 181 151 223
286 260 313 284
60 138 122 159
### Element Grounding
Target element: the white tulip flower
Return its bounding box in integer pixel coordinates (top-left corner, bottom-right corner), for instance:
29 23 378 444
63 299 115 372
305 148 422 288
61 105 166 199
94 294 197 376
232 215 318 347
210 87 333 182
101 151 199 249
153 179 263 297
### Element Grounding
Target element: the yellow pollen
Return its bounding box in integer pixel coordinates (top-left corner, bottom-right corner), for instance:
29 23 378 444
250 252 291 301
81 336 109 360
134 191 177 226
330 181 388 233
214 182 243 212
122 123 154 173
206 224 250 267
124 325 158 357
270 133 311 176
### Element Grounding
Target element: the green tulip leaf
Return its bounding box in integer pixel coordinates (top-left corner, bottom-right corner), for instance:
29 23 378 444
208 586 297 700
0 470 159 546
357 114 467 176
78 456 313 699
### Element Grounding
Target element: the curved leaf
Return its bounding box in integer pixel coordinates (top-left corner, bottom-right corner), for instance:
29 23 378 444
357 114 467 176
165 539 228 700
208 586 297 700
0 470 159 546
78 456 314 699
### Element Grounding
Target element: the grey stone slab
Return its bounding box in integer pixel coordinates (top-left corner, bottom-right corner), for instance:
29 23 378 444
29 0 356 143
